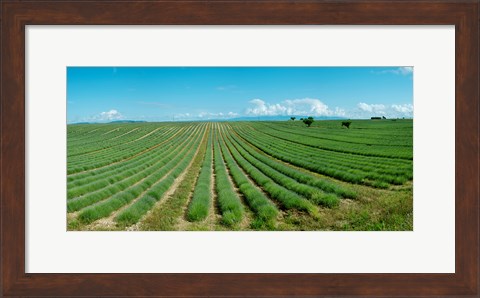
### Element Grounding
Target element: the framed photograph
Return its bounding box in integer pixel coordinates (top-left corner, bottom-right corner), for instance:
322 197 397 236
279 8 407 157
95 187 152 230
64 65 413 233
1 1 478 297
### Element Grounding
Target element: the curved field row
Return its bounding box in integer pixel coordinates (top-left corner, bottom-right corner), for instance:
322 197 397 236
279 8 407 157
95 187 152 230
225 126 356 199
67 125 192 181
67 125 200 200
232 124 412 177
233 126 406 178
244 122 412 159
231 124 412 187
67 126 183 172
69 125 176 157
68 125 174 158
68 124 204 212
187 128 214 222
138 124 213 231
113 125 209 226
76 123 207 224
68 124 149 150
68 124 189 175
67 125 196 188
212 125 245 226
67 120 413 231
221 126 340 208
218 125 318 217
232 123 411 170
216 124 278 229
259 121 412 147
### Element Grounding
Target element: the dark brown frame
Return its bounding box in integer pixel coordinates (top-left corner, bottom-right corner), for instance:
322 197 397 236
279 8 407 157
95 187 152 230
1 1 478 297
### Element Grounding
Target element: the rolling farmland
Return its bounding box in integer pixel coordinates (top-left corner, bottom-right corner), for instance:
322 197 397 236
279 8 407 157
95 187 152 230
67 120 413 231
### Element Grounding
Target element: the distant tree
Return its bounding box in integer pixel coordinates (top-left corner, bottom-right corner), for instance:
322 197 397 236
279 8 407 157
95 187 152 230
303 116 314 127
290 117 296 121
341 121 351 129
382 116 387 119
300 118 304 121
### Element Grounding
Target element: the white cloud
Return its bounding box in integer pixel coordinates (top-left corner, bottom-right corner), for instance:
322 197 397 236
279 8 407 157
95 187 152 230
98 109 124 121
174 113 191 119
357 102 387 113
80 109 125 123
398 66 413 75
174 111 239 121
198 111 239 119
374 66 413 76
352 102 413 118
246 99 288 116
334 107 347 117
245 98 342 117
392 103 414 114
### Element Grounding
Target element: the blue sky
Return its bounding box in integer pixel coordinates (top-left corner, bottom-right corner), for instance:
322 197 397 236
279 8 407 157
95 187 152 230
67 67 413 123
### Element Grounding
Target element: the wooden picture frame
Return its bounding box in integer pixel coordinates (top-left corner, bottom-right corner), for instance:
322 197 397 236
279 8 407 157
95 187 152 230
1 1 478 296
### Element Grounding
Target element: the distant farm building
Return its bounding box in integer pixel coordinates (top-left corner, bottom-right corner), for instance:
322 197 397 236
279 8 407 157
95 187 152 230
371 117 382 120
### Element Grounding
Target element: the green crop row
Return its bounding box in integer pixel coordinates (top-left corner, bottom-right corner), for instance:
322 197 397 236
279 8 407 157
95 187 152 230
236 124 411 171
234 123 411 168
67 125 192 182
212 126 244 226
219 125 318 216
68 126 174 161
260 120 413 140
68 125 161 158
67 122 180 148
226 126 356 199
186 128 214 222
67 125 197 199
115 128 208 226
233 126 392 186
68 125 204 213
248 124 411 160
139 124 211 231
233 125 412 186
257 122 412 148
222 127 340 208
68 124 141 148
216 125 278 229
67 126 182 173
67 125 189 175
68 125 162 157
77 125 206 224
